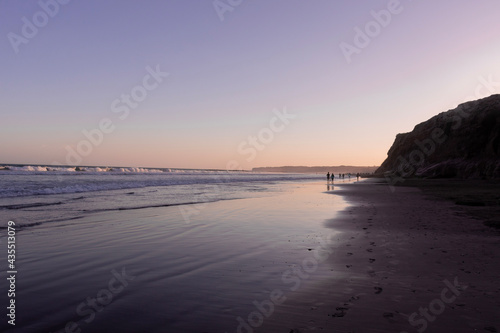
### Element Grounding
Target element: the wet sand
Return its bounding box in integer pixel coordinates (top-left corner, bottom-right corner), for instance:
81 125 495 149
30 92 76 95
257 179 500 332
2 179 499 332
1 181 348 333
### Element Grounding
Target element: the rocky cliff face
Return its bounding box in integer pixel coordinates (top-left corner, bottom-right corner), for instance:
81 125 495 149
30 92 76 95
376 94 500 180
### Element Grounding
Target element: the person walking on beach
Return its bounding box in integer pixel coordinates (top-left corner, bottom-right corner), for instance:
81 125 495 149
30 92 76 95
327 172 330 183
331 173 334 182
356 173 360 181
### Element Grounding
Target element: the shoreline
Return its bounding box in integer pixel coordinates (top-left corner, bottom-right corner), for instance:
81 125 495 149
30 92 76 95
2 179 499 332
1 181 347 333
261 178 499 332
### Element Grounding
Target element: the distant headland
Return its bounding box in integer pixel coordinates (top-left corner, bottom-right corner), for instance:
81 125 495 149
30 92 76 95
252 166 378 174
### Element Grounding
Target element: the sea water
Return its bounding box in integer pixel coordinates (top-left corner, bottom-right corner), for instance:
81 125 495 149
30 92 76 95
0 165 352 332
0 165 323 228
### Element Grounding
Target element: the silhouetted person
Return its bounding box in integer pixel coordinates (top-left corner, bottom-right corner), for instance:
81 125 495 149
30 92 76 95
331 173 334 182
327 172 330 182
356 173 360 181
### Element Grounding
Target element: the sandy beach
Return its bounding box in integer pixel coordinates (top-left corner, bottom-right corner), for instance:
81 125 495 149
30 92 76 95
2 178 499 332
1 180 345 333
257 179 500 332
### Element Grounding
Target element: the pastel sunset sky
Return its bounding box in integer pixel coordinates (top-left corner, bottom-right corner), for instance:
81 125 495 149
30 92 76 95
1 0 500 170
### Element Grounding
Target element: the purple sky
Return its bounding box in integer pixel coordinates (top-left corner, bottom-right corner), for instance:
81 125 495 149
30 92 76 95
1 0 499 169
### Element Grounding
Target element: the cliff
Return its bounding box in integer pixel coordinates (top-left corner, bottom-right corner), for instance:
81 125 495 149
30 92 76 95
376 94 500 179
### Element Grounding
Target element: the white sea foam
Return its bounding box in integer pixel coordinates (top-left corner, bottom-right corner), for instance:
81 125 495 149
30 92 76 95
0 170 326 230
0 167 321 199
0 164 243 175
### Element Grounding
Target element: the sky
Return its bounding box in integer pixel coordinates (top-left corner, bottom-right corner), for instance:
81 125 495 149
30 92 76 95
1 0 500 170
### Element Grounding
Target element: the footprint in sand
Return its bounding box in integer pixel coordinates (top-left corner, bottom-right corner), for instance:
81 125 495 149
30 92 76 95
383 312 397 323
366 248 374 252
347 252 353 256
348 295 362 302
330 307 349 318
369 258 376 263
374 287 383 294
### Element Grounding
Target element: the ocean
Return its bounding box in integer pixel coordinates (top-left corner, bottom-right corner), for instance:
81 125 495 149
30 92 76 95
0 165 325 229
0 165 352 332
